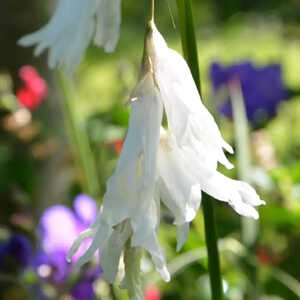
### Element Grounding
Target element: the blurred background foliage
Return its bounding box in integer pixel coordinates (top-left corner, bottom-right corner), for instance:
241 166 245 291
1 0 300 299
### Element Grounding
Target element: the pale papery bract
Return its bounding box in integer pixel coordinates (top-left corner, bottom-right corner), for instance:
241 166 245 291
18 0 121 71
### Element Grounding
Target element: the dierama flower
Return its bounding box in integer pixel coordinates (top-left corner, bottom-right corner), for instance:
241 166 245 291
18 0 121 71
68 21 264 283
68 61 166 281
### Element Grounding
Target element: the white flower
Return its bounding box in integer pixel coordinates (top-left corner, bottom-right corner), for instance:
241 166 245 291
67 21 264 284
18 0 121 70
158 129 265 240
68 68 170 282
148 21 265 249
146 22 234 172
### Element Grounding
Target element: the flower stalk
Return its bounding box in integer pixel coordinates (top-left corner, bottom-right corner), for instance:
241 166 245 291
124 242 144 300
229 80 259 300
57 72 101 200
176 0 202 95
176 0 223 299
57 73 117 300
151 0 155 21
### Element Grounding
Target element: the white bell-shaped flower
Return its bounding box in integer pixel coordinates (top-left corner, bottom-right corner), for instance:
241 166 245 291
18 0 121 70
146 21 264 251
68 21 264 284
146 22 234 172
67 68 170 282
157 129 265 252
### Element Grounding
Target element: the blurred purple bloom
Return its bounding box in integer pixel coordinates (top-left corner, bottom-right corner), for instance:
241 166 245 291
0 234 32 272
70 266 102 300
40 205 81 254
74 194 98 226
210 62 288 125
34 250 70 282
72 282 95 300
35 194 98 282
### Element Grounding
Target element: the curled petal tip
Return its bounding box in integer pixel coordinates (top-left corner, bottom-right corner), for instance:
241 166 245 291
160 267 170 282
260 200 266 206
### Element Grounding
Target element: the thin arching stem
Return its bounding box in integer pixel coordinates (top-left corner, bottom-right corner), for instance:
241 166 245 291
151 0 155 21
176 0 223 299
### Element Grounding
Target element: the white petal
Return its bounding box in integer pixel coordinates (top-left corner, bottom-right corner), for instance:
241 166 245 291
102 73 163 225
100 221 131 283
157 131 205 225
201 172 265 219
76 219 111 267
130 194 170 282
176 223 190 252
147 23 233 170
66 228 94 263
94 0 121 52
18 0 120 70
68 72 166 281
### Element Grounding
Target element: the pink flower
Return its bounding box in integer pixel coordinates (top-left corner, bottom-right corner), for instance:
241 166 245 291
145 286 161 300
16 66 48 110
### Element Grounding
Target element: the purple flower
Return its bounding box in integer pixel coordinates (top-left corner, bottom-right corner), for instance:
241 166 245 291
71 282 95 300
35 194 98 282
74 194 97 226
210 62 288 125
0 234 32 272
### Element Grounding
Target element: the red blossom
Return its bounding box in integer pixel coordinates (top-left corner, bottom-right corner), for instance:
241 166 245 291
144 285 161 300
256 248 275 265
112 139 124 154
16 65 48 110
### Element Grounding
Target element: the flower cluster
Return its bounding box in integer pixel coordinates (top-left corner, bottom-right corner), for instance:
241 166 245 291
16 66 48 110
210 62 288 126
68 22 265 283
18 0 121 71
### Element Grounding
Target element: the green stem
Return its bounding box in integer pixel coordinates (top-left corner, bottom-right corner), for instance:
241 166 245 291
57 73 117 299
124 242 143 300
229 81 259 300
57 72 101 200
151 0 155 21
176 0 202 95
176 1 223 299
202 196 224 300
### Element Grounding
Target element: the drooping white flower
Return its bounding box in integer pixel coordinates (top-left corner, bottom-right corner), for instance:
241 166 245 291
68 21 264 284
147 21 265 249
146 22 234 172
18 0 121 70
67 67 170 282
158 129 265 247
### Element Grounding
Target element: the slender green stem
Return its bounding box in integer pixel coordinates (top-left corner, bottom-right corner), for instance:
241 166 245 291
151 0 155 21
176 1 223 299
229 81 259 300
176 0 202 95
202 196 224 300
57 72 101 200
109 284 118 300
57 73 117 299
124 242 143 300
